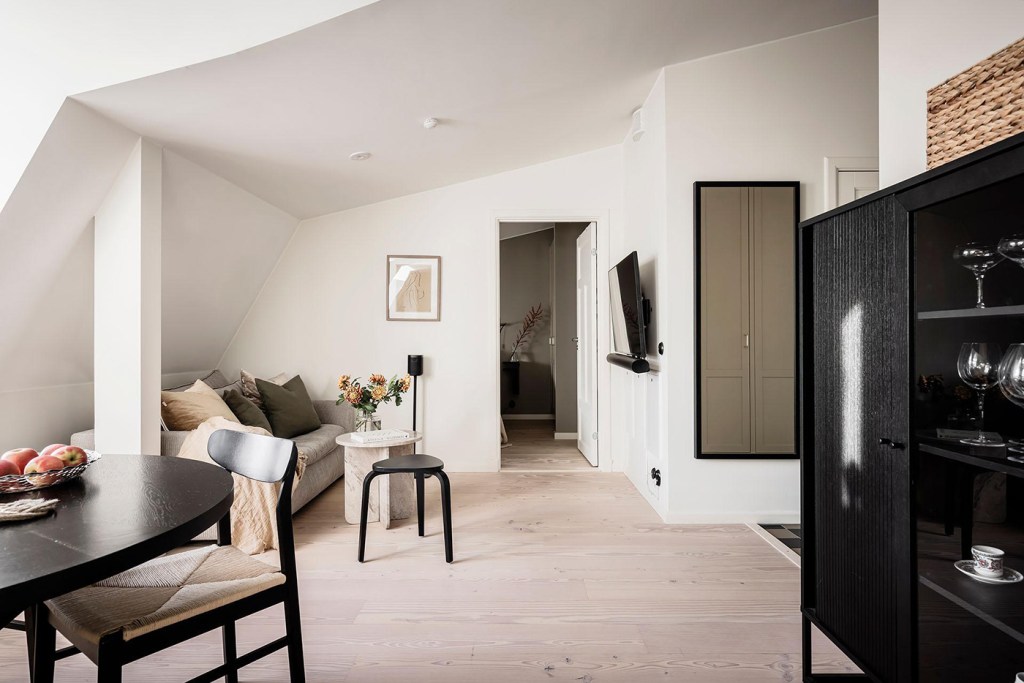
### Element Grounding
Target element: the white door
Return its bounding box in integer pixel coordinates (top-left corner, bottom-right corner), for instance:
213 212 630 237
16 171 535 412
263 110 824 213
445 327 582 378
837 170 879 205
576 223 598 466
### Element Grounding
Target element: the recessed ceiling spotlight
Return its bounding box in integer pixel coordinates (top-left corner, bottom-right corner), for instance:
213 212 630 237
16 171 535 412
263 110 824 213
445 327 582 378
349 151 372 161
423 117 439 129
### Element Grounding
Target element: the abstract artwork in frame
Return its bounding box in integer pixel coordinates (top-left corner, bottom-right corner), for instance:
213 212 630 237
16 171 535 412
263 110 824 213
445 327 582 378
386 255 442 321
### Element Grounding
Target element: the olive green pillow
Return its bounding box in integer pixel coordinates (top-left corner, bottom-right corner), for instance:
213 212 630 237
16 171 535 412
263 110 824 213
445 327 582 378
222 389 273 433
256 375 321 439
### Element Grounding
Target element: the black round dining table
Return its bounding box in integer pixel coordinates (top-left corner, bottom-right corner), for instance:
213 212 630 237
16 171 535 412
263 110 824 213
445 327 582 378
0 454 233 628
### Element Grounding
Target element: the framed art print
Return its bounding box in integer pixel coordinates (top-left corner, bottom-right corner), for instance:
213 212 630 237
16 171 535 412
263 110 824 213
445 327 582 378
386 255 442 321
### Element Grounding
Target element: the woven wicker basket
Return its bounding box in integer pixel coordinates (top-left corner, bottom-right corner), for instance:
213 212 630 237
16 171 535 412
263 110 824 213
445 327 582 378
927 36 1024 168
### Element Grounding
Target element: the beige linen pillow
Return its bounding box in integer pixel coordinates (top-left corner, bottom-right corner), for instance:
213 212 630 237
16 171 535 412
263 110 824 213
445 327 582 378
240 369 289 410
160 380 240 431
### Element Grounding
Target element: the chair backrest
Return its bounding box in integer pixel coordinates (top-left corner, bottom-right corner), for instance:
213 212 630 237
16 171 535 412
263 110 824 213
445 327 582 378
208 429 297 484
207 430 300 576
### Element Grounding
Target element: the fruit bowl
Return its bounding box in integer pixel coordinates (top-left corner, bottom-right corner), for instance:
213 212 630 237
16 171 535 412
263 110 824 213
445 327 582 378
0 450 102 494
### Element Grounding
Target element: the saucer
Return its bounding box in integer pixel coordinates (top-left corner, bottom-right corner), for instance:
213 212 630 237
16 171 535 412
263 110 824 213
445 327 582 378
954 560 1023 585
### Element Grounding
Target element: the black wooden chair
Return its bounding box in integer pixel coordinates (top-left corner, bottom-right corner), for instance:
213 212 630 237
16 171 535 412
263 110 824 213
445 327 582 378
29 430 306 683
359 454 453 563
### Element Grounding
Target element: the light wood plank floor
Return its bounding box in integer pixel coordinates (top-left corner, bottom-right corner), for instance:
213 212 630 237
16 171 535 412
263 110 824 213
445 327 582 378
501 419 594 471
0 472 855 681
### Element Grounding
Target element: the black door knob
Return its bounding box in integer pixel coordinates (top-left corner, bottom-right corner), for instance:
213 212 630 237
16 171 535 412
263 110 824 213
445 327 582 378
878 438 893 446
878 437 905 450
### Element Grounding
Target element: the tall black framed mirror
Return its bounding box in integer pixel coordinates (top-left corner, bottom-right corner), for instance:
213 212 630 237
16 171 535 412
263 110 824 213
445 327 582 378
694 181 799 459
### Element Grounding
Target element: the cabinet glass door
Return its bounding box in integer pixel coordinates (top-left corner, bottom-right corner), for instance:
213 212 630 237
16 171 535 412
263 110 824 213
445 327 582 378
912 175 1024 681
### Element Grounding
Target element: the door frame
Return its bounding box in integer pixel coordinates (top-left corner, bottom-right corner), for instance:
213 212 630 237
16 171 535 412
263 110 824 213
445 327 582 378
824 156 879 210
491 210 612 472
693 181 800 460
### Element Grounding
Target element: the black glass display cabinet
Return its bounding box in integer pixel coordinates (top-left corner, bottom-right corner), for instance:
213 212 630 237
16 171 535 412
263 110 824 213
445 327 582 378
800 133 1024 683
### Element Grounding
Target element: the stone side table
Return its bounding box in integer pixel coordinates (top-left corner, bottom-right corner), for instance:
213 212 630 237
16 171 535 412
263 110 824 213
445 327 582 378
337 431 422 528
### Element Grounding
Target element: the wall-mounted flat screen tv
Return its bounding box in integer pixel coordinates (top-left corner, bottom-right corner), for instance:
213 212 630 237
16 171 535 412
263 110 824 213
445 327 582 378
608 251 647 358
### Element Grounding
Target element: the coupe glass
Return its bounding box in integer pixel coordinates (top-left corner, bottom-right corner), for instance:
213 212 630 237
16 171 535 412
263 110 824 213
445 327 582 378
956 342 1003 446
954 243 1003 308
998 343 1024 461
997 234 1024 269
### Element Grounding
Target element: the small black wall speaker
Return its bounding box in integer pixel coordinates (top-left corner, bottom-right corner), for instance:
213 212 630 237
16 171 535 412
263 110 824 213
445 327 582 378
407 354 424 377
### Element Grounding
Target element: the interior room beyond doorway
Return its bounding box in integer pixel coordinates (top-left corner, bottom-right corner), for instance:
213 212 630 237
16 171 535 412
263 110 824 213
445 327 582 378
498 221 595 471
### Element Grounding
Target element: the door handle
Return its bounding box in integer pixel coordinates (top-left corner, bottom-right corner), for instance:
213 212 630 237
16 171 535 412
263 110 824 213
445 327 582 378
878 437 906 450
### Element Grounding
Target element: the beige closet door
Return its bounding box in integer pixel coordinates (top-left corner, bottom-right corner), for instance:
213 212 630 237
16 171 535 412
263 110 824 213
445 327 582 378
700 187 751 454
751 187 795 453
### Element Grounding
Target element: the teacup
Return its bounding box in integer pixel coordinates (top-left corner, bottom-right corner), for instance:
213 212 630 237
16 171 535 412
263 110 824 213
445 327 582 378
972 545 1005 578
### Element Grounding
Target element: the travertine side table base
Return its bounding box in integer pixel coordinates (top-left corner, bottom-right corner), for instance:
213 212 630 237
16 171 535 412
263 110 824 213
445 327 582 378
336 431 422 529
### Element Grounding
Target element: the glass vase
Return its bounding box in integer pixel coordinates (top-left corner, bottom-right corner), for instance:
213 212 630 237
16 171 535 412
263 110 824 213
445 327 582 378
356 410 382 432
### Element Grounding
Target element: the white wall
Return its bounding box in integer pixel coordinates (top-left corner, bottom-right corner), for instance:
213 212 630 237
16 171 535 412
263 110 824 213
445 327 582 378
653 18 878 522
878 0 1024 186
0 101 138 450
162 151 298 374
0 128 299 450
94 139 162 456
618 71 669 515
220 146 623 472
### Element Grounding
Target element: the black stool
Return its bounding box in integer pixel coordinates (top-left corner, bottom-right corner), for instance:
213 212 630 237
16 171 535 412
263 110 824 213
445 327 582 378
358 454 453 563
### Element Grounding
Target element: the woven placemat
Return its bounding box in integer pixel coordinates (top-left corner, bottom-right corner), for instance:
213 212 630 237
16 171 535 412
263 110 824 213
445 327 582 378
0 498 58 523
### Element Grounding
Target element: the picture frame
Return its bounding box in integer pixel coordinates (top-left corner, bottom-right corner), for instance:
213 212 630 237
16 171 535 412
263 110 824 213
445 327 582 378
386 255 442 321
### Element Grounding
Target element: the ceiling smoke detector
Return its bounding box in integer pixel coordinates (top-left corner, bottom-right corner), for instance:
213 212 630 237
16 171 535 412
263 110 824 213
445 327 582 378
423 117 439 129
349 151 372 161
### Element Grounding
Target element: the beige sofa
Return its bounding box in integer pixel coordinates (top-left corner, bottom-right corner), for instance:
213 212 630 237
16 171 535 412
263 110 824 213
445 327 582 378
71 370 353 513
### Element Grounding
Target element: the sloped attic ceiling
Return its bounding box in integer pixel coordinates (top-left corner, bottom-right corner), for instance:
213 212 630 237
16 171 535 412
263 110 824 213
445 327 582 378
75 0 877 219
0 0 379 218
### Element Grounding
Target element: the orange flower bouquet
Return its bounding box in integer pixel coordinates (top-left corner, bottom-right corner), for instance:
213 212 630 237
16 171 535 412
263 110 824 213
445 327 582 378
336 373 411 431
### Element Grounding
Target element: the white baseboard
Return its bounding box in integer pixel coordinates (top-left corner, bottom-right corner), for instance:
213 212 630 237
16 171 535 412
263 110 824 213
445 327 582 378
553 432 578 440
501 414 555 420
747 523 800 568
661 511 800 525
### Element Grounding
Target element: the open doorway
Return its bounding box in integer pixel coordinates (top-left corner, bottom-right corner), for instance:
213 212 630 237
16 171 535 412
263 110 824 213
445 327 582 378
498 221 597 471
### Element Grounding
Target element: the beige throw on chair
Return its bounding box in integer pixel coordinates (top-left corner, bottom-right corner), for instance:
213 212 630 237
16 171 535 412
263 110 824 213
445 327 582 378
177 417 306 555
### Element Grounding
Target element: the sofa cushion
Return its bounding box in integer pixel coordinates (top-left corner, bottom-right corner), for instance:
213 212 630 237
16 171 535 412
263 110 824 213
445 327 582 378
222 390 273 433
292 424 345 467
214 379 243 399
257 375 321 439
240 370 288 411
160 381 239 432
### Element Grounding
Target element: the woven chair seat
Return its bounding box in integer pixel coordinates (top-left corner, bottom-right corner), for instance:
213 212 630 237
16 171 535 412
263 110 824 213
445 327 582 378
46 544 284 661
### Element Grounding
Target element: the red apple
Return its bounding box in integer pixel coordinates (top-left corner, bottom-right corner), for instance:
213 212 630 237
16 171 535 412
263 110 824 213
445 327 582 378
24 455 64 486
0 460 20 477
24 455 65 474
40 443 68 457
2 448 39 474
52 445 87 468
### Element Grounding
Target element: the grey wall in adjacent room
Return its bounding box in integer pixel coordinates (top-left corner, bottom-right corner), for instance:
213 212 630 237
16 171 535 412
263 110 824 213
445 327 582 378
553 223 588 433
500 227 553 415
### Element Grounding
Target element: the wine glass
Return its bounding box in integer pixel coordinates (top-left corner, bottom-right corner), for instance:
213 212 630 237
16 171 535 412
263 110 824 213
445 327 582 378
956 342 1003 446
997 234 1024 269
954 243 1003 308
998 343 1024 461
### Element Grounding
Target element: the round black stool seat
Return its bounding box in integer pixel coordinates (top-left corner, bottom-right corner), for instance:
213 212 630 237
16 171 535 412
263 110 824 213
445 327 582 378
359 453 453 563
372 454 444 474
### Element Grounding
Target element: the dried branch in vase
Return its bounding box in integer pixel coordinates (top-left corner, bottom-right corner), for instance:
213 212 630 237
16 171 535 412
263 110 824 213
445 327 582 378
508 303 545 361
